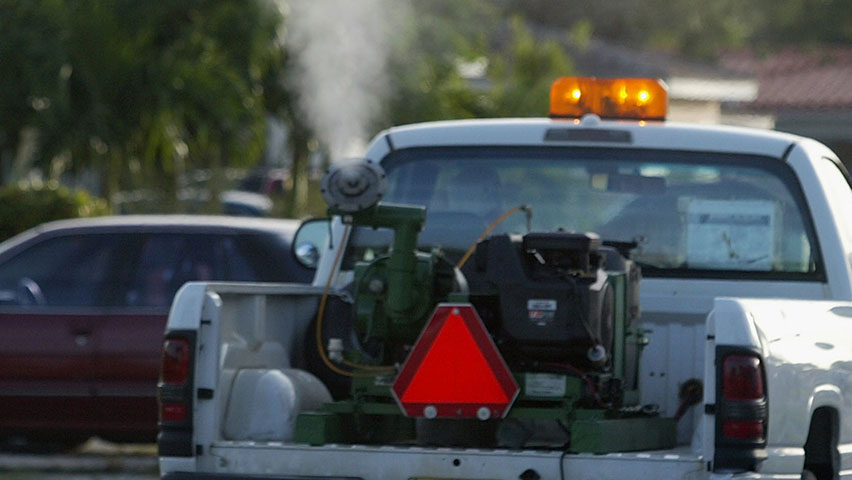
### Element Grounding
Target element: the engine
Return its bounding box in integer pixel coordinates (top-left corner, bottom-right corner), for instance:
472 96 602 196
299 159 671 451
471 231 622 368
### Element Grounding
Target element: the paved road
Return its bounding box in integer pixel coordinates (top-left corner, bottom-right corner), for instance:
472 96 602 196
0 438 158 480
4 474 156 480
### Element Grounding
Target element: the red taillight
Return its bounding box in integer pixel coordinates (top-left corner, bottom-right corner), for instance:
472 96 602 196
161 402 188 422
714 350 768 472
722 420 764 440
158 332 195 457
161 338 190 385
723 355 764 401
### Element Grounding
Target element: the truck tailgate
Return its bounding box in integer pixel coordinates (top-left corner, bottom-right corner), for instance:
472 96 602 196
202 442 705 480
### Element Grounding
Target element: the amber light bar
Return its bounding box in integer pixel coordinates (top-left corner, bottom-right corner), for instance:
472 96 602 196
550 77 668 120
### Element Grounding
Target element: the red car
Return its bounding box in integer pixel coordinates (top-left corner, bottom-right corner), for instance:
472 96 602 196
0 215 314 450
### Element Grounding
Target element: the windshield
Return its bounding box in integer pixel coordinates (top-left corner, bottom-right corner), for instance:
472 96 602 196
347 146 820 279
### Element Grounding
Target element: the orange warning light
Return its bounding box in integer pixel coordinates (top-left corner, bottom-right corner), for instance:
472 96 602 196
550 77 668 120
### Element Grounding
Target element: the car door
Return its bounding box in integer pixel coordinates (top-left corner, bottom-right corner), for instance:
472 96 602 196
90 229 295 394
85 229 307 438
88 232 228 435
0 232 131 432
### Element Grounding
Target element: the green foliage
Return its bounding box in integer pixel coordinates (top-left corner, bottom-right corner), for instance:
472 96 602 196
0 0 67 170
502 0 852 59
1 0 283 204
383 0 501 125
0 182 110 241
269 179 328 221
751 0 852 47
488 16 574 117
383 6 574 125
2 0 847 221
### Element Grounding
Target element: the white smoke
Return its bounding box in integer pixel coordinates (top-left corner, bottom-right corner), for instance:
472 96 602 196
281 0 408 161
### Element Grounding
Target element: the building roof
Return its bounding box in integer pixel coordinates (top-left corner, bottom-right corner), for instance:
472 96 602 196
561 37 757 102
491 24 759 103
721 47 852 110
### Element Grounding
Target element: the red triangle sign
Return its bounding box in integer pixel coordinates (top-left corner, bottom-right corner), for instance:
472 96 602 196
392 303 519 419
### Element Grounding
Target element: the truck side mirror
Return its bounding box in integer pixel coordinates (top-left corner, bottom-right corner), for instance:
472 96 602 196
293 218 330 268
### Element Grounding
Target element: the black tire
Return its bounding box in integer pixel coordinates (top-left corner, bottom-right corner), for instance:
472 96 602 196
803 408 839 480
801 469 818 480
0 433 89 453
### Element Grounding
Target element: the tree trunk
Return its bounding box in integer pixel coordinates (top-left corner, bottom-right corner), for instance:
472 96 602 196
286 126 310 219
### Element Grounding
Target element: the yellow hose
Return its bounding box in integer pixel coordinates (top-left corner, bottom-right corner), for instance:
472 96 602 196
456 205 527 270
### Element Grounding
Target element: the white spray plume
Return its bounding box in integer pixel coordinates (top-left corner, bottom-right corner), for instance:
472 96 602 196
282 0 408 161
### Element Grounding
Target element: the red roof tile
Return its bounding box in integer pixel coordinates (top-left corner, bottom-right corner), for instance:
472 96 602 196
721 48 852 109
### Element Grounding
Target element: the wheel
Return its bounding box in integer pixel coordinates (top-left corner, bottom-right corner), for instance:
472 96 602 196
27 432 90 453
0 432 88 453
801 469 817 480
0 433 29 452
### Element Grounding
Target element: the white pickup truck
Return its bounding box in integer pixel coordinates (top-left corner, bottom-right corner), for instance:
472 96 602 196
158 78 852 480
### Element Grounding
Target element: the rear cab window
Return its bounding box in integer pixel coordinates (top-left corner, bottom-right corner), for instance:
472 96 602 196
346 146 821 281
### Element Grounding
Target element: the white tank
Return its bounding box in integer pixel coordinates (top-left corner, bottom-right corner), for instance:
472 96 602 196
223 368 332 441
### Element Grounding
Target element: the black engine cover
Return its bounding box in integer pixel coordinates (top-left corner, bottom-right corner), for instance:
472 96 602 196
473 232 613 366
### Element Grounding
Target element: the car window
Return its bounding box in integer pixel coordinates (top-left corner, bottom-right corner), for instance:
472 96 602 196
346 146 820 280
0 228 311 309
125 233 260 307
0 233 130 307
125 235 194 307
123 231 312 307
235 233 313 283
